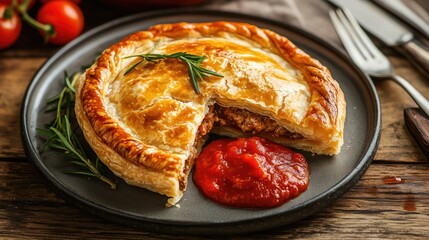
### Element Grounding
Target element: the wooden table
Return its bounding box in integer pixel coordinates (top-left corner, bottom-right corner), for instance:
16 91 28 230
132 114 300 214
1 0 428 239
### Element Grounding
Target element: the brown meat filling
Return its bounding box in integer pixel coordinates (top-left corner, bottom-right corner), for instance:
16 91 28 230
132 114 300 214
181 104 303 190
179 107 215 191
214 105 303 139
200 104 303 139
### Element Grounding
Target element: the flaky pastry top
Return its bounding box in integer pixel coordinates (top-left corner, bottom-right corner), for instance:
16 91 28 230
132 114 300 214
79 21 345 179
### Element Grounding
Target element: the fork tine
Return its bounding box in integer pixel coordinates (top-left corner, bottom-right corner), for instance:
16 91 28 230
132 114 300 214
334 8 374 60
329 11 358 57
340 8 386 59
329 10 367 62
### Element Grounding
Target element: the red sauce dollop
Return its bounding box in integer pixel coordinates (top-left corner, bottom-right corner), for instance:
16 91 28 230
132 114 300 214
193 137 310 208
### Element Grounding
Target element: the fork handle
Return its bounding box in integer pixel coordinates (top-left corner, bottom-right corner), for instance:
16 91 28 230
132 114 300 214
399 39 429 77
391 74 429 117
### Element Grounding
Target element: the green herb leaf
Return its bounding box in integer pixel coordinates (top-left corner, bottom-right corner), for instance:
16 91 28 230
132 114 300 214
63 171 99 178
123 46 223 94
38 69 116 189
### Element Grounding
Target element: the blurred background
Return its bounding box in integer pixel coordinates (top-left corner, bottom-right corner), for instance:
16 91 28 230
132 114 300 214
1 0 428 53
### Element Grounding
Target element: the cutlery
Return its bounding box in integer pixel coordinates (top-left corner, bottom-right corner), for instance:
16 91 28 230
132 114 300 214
330 8 429 157
404 108 429 158
373 0 429 40
329 8 429 117
328 0 429 77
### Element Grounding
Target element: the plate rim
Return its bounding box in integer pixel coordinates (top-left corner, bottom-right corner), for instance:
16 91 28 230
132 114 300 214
20 9 381 236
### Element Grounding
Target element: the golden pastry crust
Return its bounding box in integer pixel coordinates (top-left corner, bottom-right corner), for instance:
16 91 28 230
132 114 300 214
75 22 346 206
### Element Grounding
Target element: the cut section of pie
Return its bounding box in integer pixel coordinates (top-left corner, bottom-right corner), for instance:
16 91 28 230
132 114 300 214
75 22 346 206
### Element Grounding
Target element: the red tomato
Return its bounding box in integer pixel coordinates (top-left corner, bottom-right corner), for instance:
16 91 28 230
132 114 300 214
40 0 81 4
0 0 35 9
36 0 84 45
0 3 22 49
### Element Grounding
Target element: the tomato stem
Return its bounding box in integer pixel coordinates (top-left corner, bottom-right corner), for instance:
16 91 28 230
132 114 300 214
2 0 17 20
2 6 13 19
20 11 54 34
17 0 56 41
19 0 29 10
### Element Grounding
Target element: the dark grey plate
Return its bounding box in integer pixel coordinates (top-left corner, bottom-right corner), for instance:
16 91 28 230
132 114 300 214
21 10 381 236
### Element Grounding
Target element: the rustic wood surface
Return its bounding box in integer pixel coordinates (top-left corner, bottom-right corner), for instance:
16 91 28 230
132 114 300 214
0 0 428 239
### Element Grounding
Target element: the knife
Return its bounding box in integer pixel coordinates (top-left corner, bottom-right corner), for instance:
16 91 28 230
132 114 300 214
404 108 429 159
328 0 429 77
373 0 429 40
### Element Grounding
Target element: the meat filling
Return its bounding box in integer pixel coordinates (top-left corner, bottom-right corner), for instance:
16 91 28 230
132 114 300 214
198 104 303 139
181 104 303 190
180 107 215 191
214 105 303 139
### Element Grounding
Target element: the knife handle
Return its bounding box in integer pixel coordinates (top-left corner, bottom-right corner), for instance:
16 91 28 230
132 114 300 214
404 108 429 159
398 39 429 77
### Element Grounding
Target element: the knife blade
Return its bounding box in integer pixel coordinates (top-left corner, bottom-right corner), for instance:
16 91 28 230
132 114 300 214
373 0 429 40
328 0 429 77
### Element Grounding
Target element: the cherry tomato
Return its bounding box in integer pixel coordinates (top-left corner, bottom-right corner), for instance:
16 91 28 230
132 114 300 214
36 0 83 45
40 0 81 4
0 3 22 49
0 0 35 9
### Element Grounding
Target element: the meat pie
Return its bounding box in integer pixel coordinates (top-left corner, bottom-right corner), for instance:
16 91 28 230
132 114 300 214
75 22 346 206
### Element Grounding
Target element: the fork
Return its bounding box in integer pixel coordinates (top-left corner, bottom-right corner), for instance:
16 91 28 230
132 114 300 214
329 8 429 117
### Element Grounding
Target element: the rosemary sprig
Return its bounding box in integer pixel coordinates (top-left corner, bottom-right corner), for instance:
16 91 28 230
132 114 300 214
37 72 116 189
124 50 223 94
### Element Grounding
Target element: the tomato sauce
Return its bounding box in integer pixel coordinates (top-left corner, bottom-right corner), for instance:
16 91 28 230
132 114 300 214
193 137 310 208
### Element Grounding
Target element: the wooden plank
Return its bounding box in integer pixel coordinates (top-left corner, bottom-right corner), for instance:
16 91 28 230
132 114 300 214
374 57 429 162
0 49 57 58
0 161 428 239
0 58 46 158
